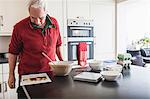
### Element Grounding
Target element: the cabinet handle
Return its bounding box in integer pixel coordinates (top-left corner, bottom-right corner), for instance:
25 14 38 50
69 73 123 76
70 27 92 30
0 83 2 93
3 81 7 92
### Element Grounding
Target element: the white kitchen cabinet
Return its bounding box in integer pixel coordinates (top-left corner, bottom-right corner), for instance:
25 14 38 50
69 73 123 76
0 64 2 74
66 0 91 19
46 0 64 35
0 0 28 34
46 0 64 27
0 82 2 99
3 74 18 99
0 63 18 99
91 0 116 60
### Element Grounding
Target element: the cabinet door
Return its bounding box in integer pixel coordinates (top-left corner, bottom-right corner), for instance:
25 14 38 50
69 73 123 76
46 0 64 36
2 63 18 99
67 0 90 19
0 0 28 33
91 1 116 60
2 63 18 74
3 74 18 99
0 64 2 74
2 63 9 74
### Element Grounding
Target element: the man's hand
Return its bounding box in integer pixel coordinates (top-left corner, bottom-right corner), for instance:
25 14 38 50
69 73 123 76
8 74 16 89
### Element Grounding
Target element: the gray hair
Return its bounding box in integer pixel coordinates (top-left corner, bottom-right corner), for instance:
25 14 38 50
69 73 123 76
28 0 46 11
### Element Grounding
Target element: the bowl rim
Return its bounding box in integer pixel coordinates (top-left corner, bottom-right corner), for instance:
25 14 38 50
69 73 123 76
49 61 74 64
101 71 120 76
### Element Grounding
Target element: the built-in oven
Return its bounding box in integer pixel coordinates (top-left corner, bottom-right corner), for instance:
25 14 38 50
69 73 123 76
68 41 94 61
67 19 94 61
67 19 93 37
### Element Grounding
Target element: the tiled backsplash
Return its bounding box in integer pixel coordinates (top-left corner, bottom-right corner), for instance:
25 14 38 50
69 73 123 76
0 36 11 53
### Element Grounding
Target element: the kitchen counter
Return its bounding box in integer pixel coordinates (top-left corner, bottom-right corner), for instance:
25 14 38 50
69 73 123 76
18 66 150 99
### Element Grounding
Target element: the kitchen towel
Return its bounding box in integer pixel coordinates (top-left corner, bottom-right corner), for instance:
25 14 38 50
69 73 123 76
77 42 87 67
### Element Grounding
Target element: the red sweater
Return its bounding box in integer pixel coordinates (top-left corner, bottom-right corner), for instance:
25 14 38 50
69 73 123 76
9 16 62 75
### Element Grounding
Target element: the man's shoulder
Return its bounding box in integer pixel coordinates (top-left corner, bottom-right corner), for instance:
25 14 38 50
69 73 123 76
14 17 30 28
49 16 58 24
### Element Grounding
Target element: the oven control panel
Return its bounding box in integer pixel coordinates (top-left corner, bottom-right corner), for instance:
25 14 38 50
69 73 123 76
67 19 94 27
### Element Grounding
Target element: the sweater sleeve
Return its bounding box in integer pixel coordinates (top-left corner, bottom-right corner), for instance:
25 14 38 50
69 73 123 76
9 25 23 55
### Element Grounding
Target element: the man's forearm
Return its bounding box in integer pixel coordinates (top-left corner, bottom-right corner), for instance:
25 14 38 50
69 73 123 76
8 53 18 75
56 46 63 61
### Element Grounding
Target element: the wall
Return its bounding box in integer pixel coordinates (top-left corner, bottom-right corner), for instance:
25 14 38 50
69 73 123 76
117 0 150 53
117 1 128 53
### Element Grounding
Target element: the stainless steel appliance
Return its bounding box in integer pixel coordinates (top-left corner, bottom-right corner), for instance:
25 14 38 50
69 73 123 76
68 41 94 61
67 19 94 37
67 19 94 61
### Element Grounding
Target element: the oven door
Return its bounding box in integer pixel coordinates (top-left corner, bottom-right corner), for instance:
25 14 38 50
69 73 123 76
68 41 94 61
67 26 93 37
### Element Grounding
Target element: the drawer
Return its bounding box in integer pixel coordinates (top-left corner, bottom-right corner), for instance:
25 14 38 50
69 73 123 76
2 63 9 74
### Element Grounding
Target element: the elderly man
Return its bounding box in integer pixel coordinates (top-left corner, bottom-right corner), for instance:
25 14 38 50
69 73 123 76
8 0 63 88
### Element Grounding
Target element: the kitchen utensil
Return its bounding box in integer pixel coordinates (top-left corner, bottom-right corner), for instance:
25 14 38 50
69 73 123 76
42 52 55 70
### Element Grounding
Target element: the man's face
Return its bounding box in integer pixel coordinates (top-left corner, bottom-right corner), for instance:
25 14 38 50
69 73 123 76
29 7 46 27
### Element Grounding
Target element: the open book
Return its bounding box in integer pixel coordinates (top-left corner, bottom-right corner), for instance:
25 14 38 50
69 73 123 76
73 72 102 83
